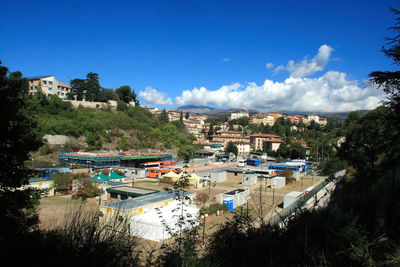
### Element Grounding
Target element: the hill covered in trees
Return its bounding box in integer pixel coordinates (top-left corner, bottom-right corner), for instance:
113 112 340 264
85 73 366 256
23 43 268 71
25 90 197 160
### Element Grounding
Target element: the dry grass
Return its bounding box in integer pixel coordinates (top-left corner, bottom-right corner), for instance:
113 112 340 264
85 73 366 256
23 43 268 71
38 195 98 230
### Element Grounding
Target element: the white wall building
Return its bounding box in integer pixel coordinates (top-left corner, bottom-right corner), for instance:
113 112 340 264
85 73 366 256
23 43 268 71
307 114 320 124
231 111 249 120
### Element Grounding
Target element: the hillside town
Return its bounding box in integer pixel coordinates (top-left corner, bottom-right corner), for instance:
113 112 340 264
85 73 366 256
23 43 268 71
20 74 347 256
3 2 400 265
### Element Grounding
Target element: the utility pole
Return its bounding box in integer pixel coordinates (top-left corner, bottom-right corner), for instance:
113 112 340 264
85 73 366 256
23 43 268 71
316 137 319 163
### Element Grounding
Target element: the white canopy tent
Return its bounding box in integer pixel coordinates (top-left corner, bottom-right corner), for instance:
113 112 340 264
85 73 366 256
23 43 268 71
130 200 200 242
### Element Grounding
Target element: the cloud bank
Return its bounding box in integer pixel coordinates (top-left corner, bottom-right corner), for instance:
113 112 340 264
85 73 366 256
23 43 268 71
175 45 384 112
139 86 173 105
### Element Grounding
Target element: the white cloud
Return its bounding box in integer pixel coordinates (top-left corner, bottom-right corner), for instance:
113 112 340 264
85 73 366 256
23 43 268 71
276 44 333 78
222 57 231 62
139 86 173 105
175 45 385 113
266 62 274 69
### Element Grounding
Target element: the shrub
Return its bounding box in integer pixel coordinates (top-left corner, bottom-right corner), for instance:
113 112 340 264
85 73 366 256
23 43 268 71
195 193 210 206
39 143 52 155
77 180 101 200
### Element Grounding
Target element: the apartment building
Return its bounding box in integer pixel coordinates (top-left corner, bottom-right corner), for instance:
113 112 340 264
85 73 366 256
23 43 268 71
211 131 250 146
263 138 284 152
319 117 328 127
307 113 320 124
250 134 280 151
231 111 249 120
233 141 251 156
28 75 72 99
284 114 305 124
167 110 181 121
250 113 275 126
269 112 283 123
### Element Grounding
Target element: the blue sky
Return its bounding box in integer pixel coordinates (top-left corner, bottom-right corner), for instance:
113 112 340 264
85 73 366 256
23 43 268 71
1 0 397 112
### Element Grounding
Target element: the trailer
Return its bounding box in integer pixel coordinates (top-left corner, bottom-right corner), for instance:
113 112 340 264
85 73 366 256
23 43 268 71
221 188 250 212
270 176 286 189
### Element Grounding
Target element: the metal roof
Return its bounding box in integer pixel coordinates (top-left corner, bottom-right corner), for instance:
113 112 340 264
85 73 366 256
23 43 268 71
90 179 127 186
106 186 158 197
102 190 194 211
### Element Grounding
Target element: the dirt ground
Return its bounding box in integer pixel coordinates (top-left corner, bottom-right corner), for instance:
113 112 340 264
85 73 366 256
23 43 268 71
38 175 325 262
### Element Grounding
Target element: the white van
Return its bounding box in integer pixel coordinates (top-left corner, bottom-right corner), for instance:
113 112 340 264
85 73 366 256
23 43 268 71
237 159 246 167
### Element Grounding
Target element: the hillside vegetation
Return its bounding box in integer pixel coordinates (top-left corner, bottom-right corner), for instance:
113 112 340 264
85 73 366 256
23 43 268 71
25 92 197 159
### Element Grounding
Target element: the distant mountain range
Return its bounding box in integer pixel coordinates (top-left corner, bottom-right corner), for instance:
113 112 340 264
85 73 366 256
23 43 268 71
173 105 259 116
174 105 370 120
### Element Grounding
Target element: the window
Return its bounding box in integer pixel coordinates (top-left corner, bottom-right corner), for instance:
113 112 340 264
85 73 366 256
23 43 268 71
49 81 53 85
43 80 47 85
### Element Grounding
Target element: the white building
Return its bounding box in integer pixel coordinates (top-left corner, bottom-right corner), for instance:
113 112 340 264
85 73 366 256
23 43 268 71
231 111 249 120
307 114 320 124
28 75 72 99
233 141 250 156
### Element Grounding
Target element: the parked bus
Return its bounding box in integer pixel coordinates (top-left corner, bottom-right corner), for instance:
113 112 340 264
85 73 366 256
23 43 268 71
140 161 176 169
139 162 160 169
246 158 260 166
147 168 182 178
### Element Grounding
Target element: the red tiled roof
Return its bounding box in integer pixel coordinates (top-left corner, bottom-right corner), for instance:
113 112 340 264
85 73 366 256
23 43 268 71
58 82 71 88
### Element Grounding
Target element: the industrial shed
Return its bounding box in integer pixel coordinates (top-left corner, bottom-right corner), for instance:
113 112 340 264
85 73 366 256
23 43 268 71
130 200 199 242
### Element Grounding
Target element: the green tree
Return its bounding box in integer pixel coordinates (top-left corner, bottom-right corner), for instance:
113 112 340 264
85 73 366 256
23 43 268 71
85 72 101 101
185 111 190 120
225 141 238 156
288 142 306 159
317 157 347 175
53 173 73 192
159 108 169 123
116 85 137 104
78 180 101 200
99 88 117 102
208 124 214 136
0 63 43 255
70 78 86 101
180 110 184 125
